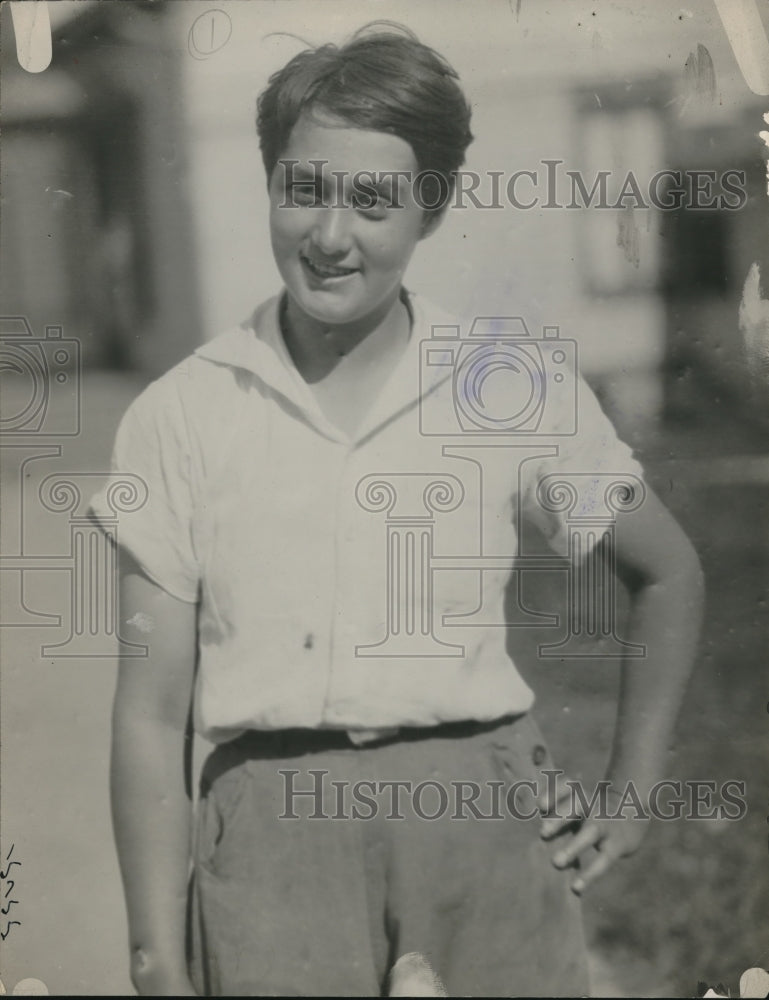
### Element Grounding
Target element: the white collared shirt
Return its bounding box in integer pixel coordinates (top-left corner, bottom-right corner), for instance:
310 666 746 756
90 292 644 743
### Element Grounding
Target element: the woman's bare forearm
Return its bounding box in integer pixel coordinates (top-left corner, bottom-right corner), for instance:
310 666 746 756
111 702 195 993
607 546 705 797
540 490 705 892
606 490 705 797
112 563 198 994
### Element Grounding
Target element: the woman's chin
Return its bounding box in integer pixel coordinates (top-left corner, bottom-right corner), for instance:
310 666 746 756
287 285 368 327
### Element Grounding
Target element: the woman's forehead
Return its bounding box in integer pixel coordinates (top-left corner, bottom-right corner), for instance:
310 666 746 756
279 111 419 175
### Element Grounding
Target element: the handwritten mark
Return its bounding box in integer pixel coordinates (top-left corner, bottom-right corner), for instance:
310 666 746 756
0 845 21 943
713 0 769 96
188 9 232 60
8 1 52 73
0 844 20 880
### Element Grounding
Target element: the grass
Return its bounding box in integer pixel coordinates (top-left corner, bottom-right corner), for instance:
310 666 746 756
511 409 769 997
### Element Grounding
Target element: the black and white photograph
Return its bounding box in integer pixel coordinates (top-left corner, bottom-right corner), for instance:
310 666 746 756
1 1 768 995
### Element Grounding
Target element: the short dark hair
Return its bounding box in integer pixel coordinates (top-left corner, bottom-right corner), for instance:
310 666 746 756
256 23 473 214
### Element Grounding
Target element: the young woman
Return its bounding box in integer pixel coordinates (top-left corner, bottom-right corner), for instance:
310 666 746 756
91 24 703 997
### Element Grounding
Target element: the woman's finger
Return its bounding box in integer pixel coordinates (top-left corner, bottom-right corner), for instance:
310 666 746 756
551 820 605 869
540 811 581 841
571 841 620 895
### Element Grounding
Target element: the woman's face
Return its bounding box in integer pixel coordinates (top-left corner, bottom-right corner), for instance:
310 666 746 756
268 112 434 329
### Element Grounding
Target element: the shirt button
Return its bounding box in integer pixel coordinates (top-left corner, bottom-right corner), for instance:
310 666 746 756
532 744 547 766
303 633 315 650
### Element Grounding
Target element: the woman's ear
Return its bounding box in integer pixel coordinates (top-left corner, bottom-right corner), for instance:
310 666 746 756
419 210 446 241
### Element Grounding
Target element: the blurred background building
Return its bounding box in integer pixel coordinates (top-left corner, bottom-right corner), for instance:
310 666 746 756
1 0 767 436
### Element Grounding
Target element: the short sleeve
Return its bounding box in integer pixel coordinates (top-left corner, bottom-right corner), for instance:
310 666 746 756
88 376 200 603
520 371 645 557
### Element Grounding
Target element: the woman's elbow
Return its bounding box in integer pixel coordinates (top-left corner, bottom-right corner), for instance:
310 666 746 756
650 532 705 608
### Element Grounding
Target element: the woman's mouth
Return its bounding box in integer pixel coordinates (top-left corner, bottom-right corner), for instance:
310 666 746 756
300 254 359 281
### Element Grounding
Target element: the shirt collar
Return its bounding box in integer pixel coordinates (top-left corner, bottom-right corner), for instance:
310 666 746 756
194 290 454 445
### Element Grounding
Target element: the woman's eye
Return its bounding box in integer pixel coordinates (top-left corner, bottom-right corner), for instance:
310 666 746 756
287 184 324 207
352 193 388 218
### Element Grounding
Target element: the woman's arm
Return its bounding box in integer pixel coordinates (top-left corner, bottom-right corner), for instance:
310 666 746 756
541 486 705 892
603 486 704 799
111 551 198 995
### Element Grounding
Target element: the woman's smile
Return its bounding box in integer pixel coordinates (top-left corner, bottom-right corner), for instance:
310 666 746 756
299 253 360 282
268 112 431 331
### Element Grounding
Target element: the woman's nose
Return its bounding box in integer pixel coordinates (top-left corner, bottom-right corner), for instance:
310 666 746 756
311 207 354 256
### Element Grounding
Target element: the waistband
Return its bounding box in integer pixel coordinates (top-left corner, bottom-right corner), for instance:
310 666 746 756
228 714 524 759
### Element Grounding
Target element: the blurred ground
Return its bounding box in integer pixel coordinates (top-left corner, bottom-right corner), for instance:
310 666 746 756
1 369 767 996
